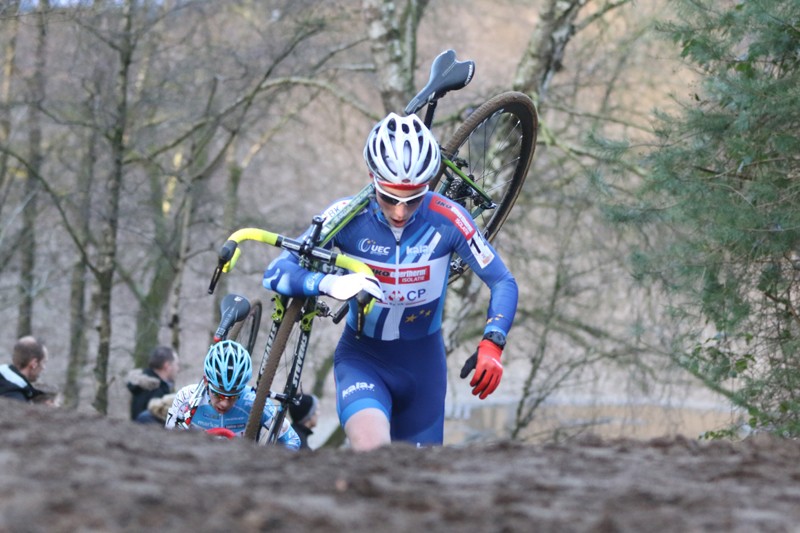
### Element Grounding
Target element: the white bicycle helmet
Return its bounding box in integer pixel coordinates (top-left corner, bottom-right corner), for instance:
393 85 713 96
204 340 252 395
364 113 441 187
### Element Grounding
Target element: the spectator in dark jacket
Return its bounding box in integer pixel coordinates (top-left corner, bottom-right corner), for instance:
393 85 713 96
126 346 179 421
0 336 49 403
288 393 319 450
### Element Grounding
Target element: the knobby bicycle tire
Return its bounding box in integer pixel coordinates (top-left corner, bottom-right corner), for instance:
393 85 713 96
262 336 303 445
432 91 537 279
228 299 262 356
243 298 304 442
258 299 316 445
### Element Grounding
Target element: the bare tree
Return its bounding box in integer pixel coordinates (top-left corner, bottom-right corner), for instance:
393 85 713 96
362 0 431 113
63 105 97 409
0 2 20 267
503 0 686 441
16 1 50 337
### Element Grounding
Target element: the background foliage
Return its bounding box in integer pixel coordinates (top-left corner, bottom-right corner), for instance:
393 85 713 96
603 0 800 436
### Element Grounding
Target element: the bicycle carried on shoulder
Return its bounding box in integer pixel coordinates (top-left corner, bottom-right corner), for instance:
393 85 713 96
208 49 538 445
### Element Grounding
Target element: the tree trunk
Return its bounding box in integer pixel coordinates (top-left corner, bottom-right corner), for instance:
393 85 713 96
133 96 230 365
513 0 588 102
362 0 430 113
168 192 193 352
64 264 89 409
210 161 243 342
131 250 179 368
17 0 49 337
0 1 19 231
92 1 134 414
63 117 97 409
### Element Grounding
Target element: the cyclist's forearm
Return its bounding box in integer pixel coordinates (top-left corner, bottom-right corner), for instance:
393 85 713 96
485 272 518 336
277 424 301 451
460 239 518 336
262 252 326 297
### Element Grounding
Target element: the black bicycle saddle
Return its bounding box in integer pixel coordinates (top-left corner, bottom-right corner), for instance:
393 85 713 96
404 49 475 115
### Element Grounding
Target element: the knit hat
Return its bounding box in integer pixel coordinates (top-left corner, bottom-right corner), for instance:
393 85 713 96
288 394 318 425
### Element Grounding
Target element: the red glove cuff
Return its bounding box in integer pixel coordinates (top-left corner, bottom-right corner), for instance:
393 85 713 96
478 339 503 360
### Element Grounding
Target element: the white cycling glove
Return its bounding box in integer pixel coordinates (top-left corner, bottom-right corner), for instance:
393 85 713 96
318 273 383 301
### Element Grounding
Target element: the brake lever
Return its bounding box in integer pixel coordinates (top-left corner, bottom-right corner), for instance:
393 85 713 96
208 261 224 295
331 302 349 324
208 240 239 294
353 289 376 339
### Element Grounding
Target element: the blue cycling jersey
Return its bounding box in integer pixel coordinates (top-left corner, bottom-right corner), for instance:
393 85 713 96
263 192 518 340
262 192 518 446
165 382 300 451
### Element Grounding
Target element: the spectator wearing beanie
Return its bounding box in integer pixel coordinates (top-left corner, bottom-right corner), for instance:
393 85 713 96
288 393 319 450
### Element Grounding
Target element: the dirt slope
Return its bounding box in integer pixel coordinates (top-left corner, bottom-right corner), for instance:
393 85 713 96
2 402 800 532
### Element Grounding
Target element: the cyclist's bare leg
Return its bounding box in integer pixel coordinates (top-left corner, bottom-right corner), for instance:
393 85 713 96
344 407 391 451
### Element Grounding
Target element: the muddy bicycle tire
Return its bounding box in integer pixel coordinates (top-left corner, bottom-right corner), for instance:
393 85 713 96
431 91 538 280
243 298 304 442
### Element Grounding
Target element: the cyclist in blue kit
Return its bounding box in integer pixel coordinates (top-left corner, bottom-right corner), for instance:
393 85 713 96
263 113 518 451
165 340 300 450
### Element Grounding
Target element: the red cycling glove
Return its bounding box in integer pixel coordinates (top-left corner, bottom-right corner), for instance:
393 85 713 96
459 339 503 400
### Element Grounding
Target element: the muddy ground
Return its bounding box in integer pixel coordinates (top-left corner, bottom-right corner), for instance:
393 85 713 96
2 401 800 532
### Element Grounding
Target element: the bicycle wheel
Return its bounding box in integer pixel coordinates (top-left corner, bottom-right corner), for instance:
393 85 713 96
228 299 262 356
261 316 310 445
433 91 537 243
243 298 304 442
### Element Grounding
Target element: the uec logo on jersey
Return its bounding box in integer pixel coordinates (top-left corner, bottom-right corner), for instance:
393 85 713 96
358 238 391 256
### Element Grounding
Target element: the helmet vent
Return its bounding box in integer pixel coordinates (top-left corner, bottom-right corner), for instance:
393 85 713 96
362 112 441 187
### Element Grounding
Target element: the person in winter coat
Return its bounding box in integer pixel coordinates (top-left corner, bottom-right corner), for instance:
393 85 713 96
126 345 179 421
0 336 49 403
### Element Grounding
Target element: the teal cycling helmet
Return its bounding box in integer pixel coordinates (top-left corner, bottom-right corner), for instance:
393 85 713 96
203 340 252 395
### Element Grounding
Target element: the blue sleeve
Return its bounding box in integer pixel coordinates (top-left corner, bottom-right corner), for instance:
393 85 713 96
448 210 518 337
263 250 326 297
260 399 301 451
277 422 302 451
481 264 518 336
